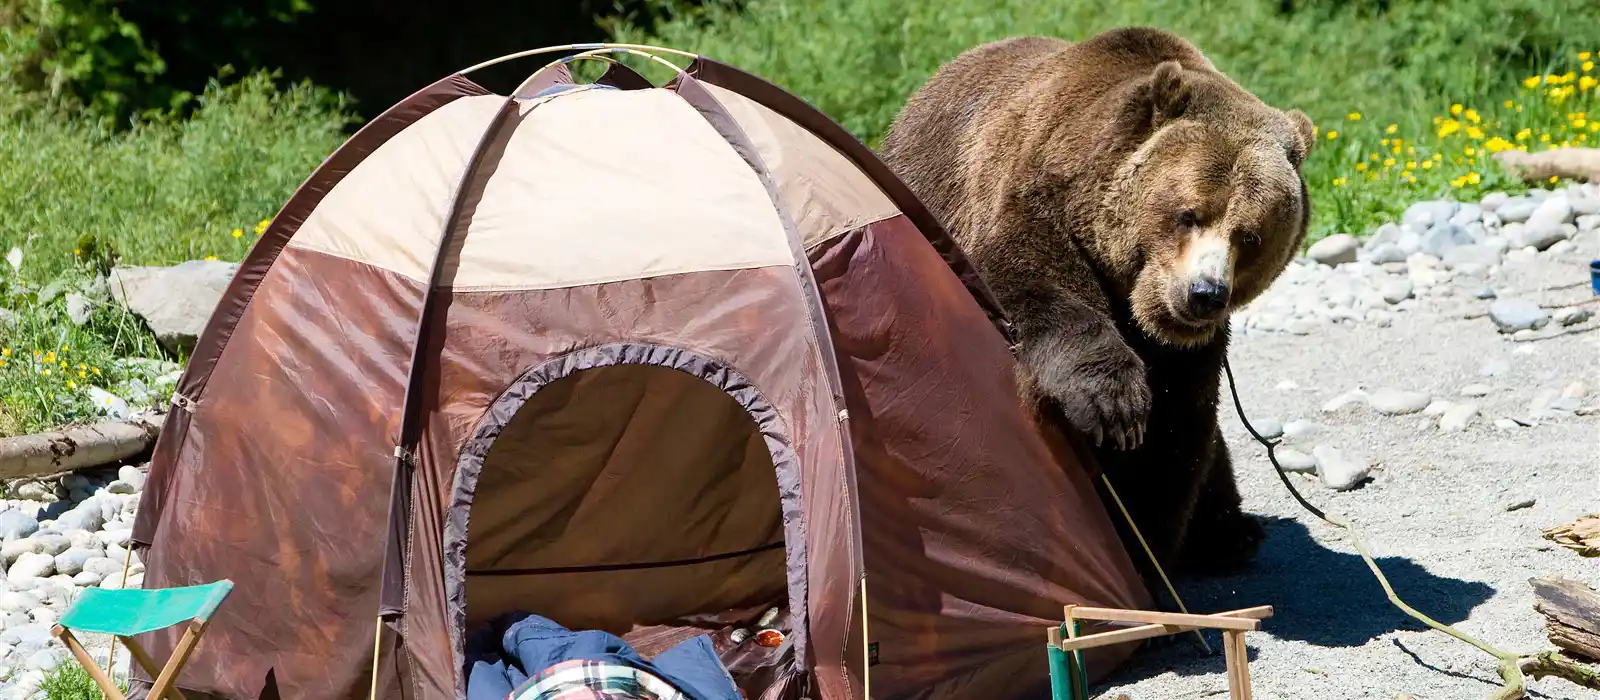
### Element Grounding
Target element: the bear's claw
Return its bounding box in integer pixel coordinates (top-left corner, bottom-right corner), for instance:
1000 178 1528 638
1039 352 1152 451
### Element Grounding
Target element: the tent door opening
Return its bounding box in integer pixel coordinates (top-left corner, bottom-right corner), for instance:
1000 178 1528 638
457 360 791 641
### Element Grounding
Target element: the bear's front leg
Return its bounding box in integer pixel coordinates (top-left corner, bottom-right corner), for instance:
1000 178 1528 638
1018 305 1152 451
1172 433 1265 574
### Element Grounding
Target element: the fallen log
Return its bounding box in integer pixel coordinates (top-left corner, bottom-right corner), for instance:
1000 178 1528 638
0 417 161 480
1492 147 1600 183
1530 577 1600 663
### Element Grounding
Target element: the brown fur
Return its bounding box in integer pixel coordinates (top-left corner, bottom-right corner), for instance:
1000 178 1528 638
881 27 1315 575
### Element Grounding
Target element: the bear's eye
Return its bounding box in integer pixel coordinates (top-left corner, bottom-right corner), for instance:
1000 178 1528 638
1241 230 1262 246
1176 209 1200 230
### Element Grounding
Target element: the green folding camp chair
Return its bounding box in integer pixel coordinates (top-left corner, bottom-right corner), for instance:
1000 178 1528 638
52 579 234 700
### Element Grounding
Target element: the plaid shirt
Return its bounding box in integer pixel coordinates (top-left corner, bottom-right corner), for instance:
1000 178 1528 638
508 659 692 700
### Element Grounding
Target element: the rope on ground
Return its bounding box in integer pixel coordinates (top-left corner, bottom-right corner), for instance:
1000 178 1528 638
1220 356 1600 699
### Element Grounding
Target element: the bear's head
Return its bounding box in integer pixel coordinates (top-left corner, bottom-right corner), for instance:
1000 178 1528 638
1092 58 1317 348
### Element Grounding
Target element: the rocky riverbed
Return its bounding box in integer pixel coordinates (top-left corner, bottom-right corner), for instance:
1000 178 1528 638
1096 184 1600 699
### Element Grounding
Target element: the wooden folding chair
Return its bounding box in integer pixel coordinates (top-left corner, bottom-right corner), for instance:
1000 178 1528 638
51 579 234 700
1046 603 1274 700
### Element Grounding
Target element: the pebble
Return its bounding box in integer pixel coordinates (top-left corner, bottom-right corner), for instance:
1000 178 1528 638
1369 388 1432 415
1313 446 1370 491
6 554 52 581
1515 225 1571 251
1505 498 1537 512
1480 192 1510 212
1496 198 1538 223
1488 299 1550 333
118 465 147 490
0 513 38 544
52 547 97 577
1468 285 1498 300
1526 196 1574 228
1548 239 1576 256
1281 420 1323 443
1275 449 1318 473
1554 307 1593 327
1439 403 1480 432
1563 381 1591 399
1308 234 1359 266
1379 279 1413 304
1460 384 1492 397
1367 243 1408 264
1423 400 1455 416
1578 213 1600 232
1321 388 1369 412
1421 223 1474 257
1275 380 1300 391
1251 418 1284 440
11 483 52 502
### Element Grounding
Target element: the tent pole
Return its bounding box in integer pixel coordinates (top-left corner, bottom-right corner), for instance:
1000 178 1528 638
457 43 696 77
860 576 871 698
1099 474 1211 655
369 616 384 700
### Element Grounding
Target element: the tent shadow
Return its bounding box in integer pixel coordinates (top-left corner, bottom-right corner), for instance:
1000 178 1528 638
1088 514 1495 685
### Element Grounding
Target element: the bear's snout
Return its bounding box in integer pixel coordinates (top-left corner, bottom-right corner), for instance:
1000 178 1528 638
1185 277 1230 320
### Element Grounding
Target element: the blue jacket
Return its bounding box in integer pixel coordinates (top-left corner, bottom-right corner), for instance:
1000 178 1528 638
467 613 740 700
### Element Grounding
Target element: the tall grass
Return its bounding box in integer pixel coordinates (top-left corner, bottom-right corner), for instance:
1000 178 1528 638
611 0 1600 239
0 70 353 435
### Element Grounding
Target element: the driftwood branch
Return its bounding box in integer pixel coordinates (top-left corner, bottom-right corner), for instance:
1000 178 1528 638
0 418 160 479
1531 577 1600 662
1543 515 1600 557
1493 147 1600 183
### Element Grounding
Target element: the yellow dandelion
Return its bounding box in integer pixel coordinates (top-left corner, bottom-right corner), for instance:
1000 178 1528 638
1383 157 1396 167
1577 118 1589 129
1331 177 1347 187
91 367 101 376
73 248 80 256
67 380 76 389
41 368 50 376
1347 112 1362 121
1407 146 1417 155
76 363 85 370
1406 160 1417 169
1468 172 1481 184
0 359 7 368
1465 147 1477 156
1582 52 1593 61
1391 144 1402 154
1589 121 1600 132
1586 61 1596 72
1541 133 1552 142
1523 76 1541 88
1565 71 1578 82
1401 170 1413 179
1406 175 1418 184
0 348 9 358
1385 124 1398 134
1549 175 1560 184
231 228 243 239
1355 162 1369 172
1517 128 1533 141
203 255 218 261
1450 103 1464 116
1484 136 1514 153
77 370 85 379
1437 119 1461 137
1504 99 1516 108
1326 130 1339 140
1583 76 1599 91
1464 108 1480 124
58 361 66 369
1466 126 1485 140
255 219 271 234
42 351 55 363
1366 172 1379 181
60 345 67 352
1422 160 1433 170
1381 138 1391 147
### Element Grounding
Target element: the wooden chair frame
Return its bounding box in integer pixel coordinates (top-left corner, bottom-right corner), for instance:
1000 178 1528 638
1046 604 1274 700
52 617 212 700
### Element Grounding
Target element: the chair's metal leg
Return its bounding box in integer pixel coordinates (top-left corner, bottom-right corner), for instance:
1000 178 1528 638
144 620 208 700
51 626 127 700
120 636 190 700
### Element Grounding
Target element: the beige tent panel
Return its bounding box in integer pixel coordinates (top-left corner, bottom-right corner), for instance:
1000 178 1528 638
702 83 899 249
289 87 794 291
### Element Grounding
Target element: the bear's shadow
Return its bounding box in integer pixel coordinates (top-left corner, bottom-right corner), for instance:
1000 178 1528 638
1090 515 1495 684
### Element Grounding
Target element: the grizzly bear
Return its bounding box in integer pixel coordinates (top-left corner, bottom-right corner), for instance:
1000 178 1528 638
880 27 1316 577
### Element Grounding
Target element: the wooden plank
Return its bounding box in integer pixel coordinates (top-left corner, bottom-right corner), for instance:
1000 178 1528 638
1531 576 1600 662
120 636 189 700
1226 630 1253 700
1055 622 1195 652
1066 605 1269 631
145 621 208 700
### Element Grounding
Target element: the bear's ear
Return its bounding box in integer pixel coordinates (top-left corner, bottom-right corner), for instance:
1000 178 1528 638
1144 60 1193 125
1286 109 1317 165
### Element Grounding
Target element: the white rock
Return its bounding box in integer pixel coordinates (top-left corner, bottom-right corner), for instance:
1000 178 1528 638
81 557 123 577
1366 310 1393 327
71 570 105 587
100 528 132 548
1369 388 1432 415
0 592 39 614
117 465 147 490
1380 279 1414 304
1461 384 1493 397
106 480 138 495
1527 196 1575 228
1250 418 1284 440
1275 449 1318 473
1275 380 1301 391
1489 299 1550 333
1548 239 1576 256
1281 419 1323 443
1321 389 1369 413
1480 360 1511 377
0 513 39 543
53 547 98 576
54 498 104 533
108 260 240 355
24 648 60 672
1555 307 1594 327
1313 446 1370 491
1495 418 1520 430
1564 381 1591 399
6 554 52 581
29 608 55 626
1308 234 1360 266
1423 400 1456 416
1439 403 1480 432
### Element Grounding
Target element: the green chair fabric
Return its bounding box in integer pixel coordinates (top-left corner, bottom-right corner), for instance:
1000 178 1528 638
59 580 234 636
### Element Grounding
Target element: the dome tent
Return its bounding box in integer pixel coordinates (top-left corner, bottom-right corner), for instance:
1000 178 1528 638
126 44 1152 700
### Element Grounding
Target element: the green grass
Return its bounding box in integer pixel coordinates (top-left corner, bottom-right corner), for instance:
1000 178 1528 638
610 0 1600 239
0 70 353 435
40 661 125 700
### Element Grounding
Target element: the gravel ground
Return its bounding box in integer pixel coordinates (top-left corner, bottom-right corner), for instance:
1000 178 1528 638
1091 210 1600 699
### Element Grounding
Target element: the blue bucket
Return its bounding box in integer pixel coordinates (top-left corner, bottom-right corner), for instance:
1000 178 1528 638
1592 259 1600 296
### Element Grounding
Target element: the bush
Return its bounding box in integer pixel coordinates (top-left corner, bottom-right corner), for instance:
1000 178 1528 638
611 0 1600 239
